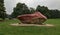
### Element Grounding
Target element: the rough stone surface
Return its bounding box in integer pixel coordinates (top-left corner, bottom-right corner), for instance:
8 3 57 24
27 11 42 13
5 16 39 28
17 12 47 24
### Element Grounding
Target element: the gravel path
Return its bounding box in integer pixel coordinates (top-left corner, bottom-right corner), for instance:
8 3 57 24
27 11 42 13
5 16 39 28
10 23 54 27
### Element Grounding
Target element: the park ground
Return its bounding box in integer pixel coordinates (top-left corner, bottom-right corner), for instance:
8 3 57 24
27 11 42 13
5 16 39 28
0 19 60 35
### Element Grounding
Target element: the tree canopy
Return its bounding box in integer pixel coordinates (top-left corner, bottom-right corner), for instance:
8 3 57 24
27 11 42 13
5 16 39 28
36 5 60 19
11 3 60 19
0 0 6 20
11 3 35 18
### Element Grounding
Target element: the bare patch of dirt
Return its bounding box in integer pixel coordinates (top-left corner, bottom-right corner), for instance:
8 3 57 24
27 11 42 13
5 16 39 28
10 23 54 27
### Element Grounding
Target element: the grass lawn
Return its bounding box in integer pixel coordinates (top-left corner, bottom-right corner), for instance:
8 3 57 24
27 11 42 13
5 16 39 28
0 19 60 35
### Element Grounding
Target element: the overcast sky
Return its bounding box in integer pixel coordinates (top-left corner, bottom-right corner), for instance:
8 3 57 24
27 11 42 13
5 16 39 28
4 0 60 14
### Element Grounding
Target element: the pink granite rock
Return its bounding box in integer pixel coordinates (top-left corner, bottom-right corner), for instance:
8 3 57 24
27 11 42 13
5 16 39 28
17 11 47 24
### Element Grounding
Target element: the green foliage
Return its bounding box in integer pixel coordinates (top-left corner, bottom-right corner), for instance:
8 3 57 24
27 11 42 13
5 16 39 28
49 10 60 18
11 3 60 18
36 5 60 19
11 3 34 18
0 0 4 3
0 0 6 20
30 7 36 13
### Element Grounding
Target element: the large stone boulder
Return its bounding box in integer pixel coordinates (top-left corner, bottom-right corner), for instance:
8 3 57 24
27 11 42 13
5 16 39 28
17 12 47 24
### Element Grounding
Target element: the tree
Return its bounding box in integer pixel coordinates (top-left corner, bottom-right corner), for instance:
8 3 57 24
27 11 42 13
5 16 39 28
36 5 50 18
30 7 35 13
0 0 6 20
11 3 60 19
49 10 60 18
11 3 32 18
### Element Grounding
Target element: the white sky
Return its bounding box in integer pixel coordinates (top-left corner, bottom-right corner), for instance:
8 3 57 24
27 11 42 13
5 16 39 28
4 0 60 14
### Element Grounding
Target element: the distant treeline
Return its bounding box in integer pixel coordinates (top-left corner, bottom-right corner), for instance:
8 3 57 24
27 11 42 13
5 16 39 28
9 3 60 19
36 5 60 19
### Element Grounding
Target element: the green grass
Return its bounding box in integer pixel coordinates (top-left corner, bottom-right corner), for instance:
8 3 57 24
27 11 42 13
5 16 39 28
0 19 60 35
